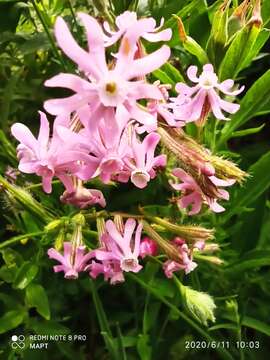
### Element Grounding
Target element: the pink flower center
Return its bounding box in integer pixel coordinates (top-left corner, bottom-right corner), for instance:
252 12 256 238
199 72 218 89
131 170 150 189
120 257 139 272
105 82 117 94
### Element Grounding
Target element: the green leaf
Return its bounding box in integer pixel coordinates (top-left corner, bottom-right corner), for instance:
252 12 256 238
262 0 270 27
137 334 151 360
182 36 209 64
153 62 184 86
18 32 50 54
225 151 270 219
0 310 25 334
90 281 118 360
218 70 270 145
231 124 265 138
224 250 270 274
242 316 270 337
209 323 238 331
206 0 230 67
29 318 70 335
240 28 270 70
26 283 50 320
164 0 206 47
219 24 261 81
13 261 38 290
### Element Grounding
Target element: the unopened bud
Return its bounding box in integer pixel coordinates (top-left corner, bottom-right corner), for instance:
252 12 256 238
0 175 53 223
248 0 262 28
148 216 214 243
203 243 220 252
114 214 124 234
142 221 181 262
54 227 65 251
209 155 248 184
45 219 62 232
72 213 85 226
176 279 216 326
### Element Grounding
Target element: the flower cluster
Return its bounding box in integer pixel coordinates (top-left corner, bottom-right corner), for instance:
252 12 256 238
11 11 173 208
48 218 144 284
10 11 246 282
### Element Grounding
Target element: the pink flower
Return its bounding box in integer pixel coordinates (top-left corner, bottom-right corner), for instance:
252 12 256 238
91 218 143 274
82 108 132 183
163 238 197 278
170 64 244 122
11 112 96 193
170 168 235 215
88 260 124 285
47 242 92 279
147 81 181 127
103 11 172 46
139 236 158 258
44 13 170 132
60 182 106 208
126 132 167 189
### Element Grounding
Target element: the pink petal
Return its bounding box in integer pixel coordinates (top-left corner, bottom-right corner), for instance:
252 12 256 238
11 123 38 153
207 89 228 120
219 99 240 114
187 65 199 83
203 64 214 73
77 13 107 77
54 17 98 76
44 94 88 115
126 45 170 79
42 174 53 193
131 171 150 188
143 28 172 42
45 73 93 93
37 111 50 159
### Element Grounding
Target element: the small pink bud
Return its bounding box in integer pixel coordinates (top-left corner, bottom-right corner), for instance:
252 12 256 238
139 237 158 258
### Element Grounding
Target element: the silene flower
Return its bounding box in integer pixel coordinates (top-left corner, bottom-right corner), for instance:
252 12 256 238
11 111 96 193
44 13 171 132
170 168 235 215
103 11 172 46
88 218 143 283
169 64 244 123
47 242 92 279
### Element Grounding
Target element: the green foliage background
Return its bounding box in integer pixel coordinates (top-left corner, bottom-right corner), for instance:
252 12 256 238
0 0 270 359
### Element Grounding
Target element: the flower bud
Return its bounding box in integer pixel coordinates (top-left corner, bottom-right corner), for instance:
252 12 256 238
45 219 63 232
148 216 214 243
177 279 216 326
72 213 85 227
142 221 181 262
0 175 53 223
54 227 65 251
139 237 158 258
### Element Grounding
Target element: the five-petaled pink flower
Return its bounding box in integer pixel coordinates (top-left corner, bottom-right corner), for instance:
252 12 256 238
170 168 235 215
169 64 244 122
44 13 170 132
103 11 172 46
47 242 92 279
126 132 167 189
11 112 96 193
163 238 197 278
90 218 143 274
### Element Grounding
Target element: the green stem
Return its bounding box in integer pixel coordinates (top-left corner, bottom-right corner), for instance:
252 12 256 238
67 0 81 34
128 273 233 360
30 0 67 69
0 231 45 249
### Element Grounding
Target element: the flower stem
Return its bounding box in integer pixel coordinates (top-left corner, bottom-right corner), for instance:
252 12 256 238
0 231 45 249
30 0 67 70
